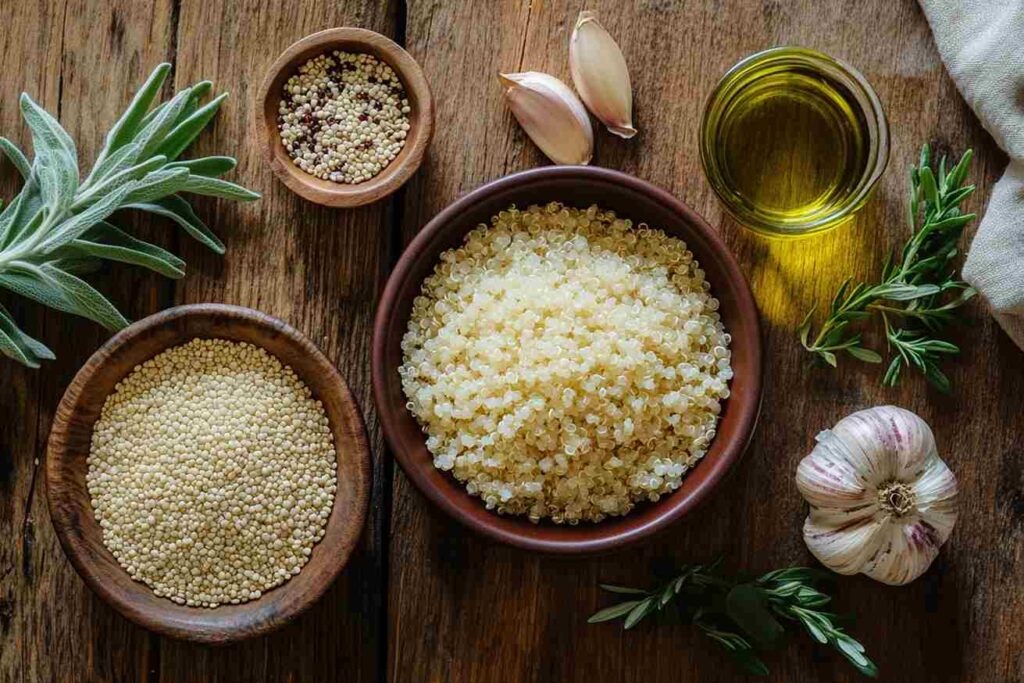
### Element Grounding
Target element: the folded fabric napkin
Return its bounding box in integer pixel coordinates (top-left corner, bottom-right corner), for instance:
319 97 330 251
920 0 1024 348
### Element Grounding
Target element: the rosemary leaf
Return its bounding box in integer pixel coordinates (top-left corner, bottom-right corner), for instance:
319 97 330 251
590 562 876 677
798 144 975 391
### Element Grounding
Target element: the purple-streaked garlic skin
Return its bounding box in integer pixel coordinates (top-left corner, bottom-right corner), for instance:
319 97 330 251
795 406 958 586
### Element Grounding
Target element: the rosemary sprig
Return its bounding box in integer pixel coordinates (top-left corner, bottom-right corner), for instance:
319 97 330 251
589 563 876 678
0 63 259 368
797 145 976 392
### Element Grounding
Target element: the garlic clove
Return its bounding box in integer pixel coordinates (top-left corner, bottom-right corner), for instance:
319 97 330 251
859 517 942 586
498 72 594 165
803 515 887 577
569 10 637 139
795 429 874 508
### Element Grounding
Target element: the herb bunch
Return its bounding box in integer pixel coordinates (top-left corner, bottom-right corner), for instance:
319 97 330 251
589 562 876 677
0 63 259 368
797 145 976 392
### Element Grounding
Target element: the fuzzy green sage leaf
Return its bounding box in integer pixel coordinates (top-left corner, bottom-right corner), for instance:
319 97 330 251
0 63 259 367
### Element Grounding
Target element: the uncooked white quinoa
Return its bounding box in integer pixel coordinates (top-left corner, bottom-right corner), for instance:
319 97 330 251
277 50 410 184
399 203 732 524
87 339 337 608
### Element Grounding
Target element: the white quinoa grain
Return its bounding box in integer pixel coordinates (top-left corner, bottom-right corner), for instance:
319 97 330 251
399 203 733 524
277 50 410 184
87 339 337 608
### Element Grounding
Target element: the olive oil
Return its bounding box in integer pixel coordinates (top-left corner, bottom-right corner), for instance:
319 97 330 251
700 48 888 237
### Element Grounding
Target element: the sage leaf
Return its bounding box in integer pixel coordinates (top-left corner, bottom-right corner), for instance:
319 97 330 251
37 182 136 253
124 194 224 254
121 167 189 205
67 221 185 278
20 92 77 163
36 150 78 213
181 175 261 201
101 62 171 157
14 262 128 330
86 142 143 187
155 92 227 160
0 171 42 247
134 88 193 160
0 64 257 367
0 137 31 179
75 155 168 207
167 156 236 177
0 303 53 367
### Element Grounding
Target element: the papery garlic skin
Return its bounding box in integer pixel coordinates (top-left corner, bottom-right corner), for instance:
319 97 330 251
569 10 637 139
499 72 593 165
795 406 958 586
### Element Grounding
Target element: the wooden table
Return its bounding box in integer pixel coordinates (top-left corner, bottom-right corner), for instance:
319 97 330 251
1 1 1021 681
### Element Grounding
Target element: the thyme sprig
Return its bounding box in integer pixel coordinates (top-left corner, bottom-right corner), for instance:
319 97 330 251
797 145 976 392
589 563 876 677
0 63 259 368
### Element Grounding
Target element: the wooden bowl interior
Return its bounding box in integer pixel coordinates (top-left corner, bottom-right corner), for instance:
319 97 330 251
374 167 762 554
46 305 370 643
257 27 433 207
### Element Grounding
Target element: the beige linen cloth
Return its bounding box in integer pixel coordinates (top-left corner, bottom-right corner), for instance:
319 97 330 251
920 0 1024 348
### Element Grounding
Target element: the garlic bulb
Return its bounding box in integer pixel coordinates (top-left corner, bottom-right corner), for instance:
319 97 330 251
569 10 637 139
795 406 958 586
498 72 593 165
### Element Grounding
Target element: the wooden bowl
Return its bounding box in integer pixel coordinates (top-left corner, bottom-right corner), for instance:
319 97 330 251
372 167 763 554
46 304 371 643
255 27 433 207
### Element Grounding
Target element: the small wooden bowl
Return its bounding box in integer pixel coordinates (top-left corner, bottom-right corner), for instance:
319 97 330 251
255 27 433 207
372 167 763 555
46 304 371 643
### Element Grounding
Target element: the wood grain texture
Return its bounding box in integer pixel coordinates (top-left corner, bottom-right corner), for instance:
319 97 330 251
390 2 1024 683
1 0 396 681
0 0 1021 682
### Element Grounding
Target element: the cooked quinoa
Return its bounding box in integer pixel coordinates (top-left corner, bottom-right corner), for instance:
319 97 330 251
399 203 732 524
87 339 337 608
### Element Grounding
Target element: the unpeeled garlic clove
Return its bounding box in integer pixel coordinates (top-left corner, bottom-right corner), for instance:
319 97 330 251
498 72 593 165
569 10 637 139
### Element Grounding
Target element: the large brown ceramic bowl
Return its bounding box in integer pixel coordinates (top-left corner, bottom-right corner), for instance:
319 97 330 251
372 167 762 554
46 304 371 643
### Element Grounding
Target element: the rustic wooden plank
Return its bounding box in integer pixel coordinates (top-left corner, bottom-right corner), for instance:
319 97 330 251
153 1 397 681
1 1 178 681
390 1 1023 682
0 1 64 676
3 0 397 681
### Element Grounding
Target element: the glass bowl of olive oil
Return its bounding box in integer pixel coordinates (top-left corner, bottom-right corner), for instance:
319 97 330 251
700 47 889 237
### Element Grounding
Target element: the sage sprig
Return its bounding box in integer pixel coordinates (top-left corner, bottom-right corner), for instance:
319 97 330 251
797 145 976 392
0 63 258 367
589 562 876 677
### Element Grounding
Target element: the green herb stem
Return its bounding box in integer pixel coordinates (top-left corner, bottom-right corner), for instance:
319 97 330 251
589 563 876 677
797 144 976 391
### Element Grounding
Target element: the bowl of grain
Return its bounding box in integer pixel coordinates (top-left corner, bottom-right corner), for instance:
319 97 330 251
255 27 433 207
372 167 762 554
46 304 371 643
